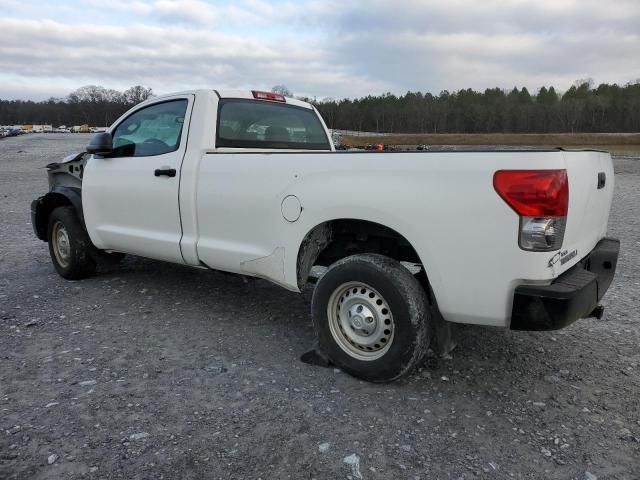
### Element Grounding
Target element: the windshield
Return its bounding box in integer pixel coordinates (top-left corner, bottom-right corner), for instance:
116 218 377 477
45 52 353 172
216 99 330 150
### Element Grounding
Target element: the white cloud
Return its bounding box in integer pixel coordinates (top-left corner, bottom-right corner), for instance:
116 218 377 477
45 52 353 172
0 16 385 99
0 0 638 100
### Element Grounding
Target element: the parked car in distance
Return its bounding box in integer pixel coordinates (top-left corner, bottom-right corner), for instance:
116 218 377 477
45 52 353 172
31 89 620 382
3 127 22 137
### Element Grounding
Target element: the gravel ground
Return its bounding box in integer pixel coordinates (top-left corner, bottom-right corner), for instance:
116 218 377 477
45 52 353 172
1 134 638 480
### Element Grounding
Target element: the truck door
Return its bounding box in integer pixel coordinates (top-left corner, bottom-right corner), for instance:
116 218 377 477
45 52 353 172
82 95 194 263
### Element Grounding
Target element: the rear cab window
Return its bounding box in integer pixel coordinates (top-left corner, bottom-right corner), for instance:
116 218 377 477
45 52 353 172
216 99 331 150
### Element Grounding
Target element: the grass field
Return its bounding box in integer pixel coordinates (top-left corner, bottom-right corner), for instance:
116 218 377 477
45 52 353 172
342 132 640 154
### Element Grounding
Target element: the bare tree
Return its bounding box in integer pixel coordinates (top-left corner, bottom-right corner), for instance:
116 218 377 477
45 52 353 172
271 85 293 97
122 86 155 106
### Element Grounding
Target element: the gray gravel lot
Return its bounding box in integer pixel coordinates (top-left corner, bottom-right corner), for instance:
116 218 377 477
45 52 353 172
1 134 638 479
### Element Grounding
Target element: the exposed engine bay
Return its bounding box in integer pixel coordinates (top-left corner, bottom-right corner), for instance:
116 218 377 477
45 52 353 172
46 152 88 189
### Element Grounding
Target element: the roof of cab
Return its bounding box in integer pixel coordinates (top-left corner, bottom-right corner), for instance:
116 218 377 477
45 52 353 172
133 89 315 110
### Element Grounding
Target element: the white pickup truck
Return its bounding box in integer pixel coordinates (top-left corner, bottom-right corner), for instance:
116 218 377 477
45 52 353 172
32 89 620 382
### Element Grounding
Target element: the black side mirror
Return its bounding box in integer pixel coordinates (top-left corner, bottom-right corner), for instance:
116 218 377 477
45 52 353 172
86 132 113 155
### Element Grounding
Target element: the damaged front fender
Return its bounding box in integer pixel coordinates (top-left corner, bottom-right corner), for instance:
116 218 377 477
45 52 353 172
31 188 84 241
32 152 89 241
46 152 88 190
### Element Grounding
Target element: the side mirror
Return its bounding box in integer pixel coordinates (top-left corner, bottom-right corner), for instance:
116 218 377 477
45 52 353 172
86 132 113 155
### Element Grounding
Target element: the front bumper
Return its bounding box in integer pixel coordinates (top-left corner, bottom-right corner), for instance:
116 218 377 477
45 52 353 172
510 238 620 331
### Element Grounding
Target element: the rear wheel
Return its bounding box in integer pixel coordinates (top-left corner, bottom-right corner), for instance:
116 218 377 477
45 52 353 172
47 206 96 280
311 254 432 382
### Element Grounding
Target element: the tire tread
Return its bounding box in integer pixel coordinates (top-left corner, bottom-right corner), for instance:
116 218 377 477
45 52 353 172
47 206 96 280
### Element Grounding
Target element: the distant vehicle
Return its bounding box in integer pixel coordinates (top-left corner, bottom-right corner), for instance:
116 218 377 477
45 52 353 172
31 89 620 382
43 125 53 133
0 127 17 136
89 127 107 133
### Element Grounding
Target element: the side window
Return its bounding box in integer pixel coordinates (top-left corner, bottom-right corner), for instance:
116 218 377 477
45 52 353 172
111 100 188 157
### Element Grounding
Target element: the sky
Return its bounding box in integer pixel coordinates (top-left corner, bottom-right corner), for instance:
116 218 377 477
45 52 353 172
0 0 639 101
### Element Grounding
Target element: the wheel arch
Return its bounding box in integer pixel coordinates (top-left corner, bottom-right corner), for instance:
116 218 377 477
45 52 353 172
296 218 434 301
32 187 84 241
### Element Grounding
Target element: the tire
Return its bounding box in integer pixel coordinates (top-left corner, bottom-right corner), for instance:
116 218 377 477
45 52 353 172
47 206 96 280
311 253 432 382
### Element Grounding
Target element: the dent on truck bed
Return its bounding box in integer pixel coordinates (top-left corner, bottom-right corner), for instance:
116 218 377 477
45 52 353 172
240 247 287 285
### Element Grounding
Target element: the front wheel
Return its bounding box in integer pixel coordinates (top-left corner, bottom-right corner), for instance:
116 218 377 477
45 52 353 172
311 254 432 382
47 206 96 280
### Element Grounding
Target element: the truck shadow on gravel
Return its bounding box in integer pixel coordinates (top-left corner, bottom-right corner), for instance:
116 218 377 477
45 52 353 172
95 255 591 392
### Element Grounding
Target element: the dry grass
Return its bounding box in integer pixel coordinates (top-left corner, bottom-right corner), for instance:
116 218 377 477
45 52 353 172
342 133 640 154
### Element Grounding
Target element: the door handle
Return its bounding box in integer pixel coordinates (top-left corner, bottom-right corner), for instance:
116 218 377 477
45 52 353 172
154 168 176 177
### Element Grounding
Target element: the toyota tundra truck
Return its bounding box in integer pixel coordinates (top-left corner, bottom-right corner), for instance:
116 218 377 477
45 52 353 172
31 89 620 382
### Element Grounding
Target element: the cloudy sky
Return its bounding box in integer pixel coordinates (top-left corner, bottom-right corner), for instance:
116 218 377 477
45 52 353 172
0 0 638 100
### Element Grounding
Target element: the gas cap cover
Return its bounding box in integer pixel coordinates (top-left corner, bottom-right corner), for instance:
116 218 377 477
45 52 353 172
281 195 302 222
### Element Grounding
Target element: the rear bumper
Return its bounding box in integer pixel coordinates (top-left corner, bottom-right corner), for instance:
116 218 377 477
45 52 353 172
510 238 620 331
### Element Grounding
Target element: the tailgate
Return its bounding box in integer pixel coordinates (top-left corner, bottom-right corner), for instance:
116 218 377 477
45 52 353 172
556 150 614 274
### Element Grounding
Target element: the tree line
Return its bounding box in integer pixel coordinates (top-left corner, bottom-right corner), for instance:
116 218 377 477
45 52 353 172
0 85 154 127
311 80 640 133
2 80 639 133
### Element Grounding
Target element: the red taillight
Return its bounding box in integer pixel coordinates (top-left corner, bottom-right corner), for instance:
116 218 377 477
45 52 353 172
493 169 569 217
252 90 286 102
